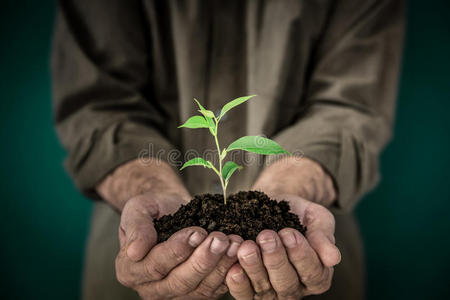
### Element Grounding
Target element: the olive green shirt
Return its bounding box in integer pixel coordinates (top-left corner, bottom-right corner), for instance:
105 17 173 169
52 0 404 299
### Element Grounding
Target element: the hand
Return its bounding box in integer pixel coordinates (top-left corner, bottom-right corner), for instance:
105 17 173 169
225 195 341 299
115 194 244 299
97 158 244 298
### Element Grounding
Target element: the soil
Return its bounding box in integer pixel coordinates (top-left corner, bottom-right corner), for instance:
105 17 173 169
154 190 306 243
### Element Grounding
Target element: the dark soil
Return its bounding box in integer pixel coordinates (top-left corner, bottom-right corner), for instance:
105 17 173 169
154 190 306 243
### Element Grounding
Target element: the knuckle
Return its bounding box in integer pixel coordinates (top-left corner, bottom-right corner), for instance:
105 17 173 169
308 230 325 243
191 257 212 276
318 206 336 228
303 267 330 294
264 256 287 271
308 280 331 295
313 269 333 294
254 287 276 299
196 281 217 298
288 248 308 265
289 235 308 256
167 244 187 263
225 268 240 285
144 257 166 281
169 274 193 296
214 263 230 278
253 277 272 294
213 284 229 297
275 282 302 299
318 280 332 294
302 269 323 285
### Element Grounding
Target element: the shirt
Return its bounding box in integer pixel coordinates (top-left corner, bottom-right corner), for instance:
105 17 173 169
52 1 404 298
52 0 403 212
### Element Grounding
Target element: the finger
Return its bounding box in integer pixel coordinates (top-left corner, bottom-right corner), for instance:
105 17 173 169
212 283 229 299
150 231 230 297
256 230 302 299
124 222 157 262
237 240 275 297
279 228 331 294
196 235 243 297
226 263 254 300
304 205 341 267
144 227 208 280
307 230 341 267
120 199 159 261
115 227 207 287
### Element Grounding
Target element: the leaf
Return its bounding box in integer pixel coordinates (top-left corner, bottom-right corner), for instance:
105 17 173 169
194 98 207 111
180 157 214 170
193 98 216 134
227 136 290 155
222 161 242 182
218 95 256 120
208 122 216 135
220 148 227 160
198 109 216 119
178 116 210 129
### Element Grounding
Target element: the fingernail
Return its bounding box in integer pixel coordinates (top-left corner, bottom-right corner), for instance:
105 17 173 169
210 237 228 254
280 231 297 248
188 231 205 247
227 241 241 257
231 271 245 282
259 238 277 253
241 252 259 265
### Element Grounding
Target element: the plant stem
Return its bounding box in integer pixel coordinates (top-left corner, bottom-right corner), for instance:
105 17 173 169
213 119 227 204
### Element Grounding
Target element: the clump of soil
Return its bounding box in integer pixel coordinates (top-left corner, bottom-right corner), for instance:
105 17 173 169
154 190 306 243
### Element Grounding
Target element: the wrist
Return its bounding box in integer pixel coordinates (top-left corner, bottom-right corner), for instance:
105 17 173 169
252 156 336 207
96 158 190 211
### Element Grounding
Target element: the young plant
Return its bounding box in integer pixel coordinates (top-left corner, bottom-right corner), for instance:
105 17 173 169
178 95 290 204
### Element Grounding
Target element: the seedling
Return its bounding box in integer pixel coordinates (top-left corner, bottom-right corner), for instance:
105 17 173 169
179 95 290 204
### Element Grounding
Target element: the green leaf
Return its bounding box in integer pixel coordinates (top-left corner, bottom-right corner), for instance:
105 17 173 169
220 148 227 160
218 95 256 120
180 157 214 170
222 161 242 183
198 109 216 119
194 98 207 111
178 116 209 129
227 136 290 155
204 114 216 134
193 98 217 134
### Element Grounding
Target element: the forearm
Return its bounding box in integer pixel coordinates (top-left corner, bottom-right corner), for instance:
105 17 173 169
96 158 190 211
252 156 336 207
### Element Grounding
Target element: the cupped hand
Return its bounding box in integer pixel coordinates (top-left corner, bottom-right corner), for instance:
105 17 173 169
115 193 243 299
225 195 341 299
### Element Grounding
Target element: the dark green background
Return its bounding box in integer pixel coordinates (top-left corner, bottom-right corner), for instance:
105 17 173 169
1 0 449 299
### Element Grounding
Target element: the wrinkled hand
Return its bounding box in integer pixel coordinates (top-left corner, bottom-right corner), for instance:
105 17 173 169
226 195 341 299
115 193 243 299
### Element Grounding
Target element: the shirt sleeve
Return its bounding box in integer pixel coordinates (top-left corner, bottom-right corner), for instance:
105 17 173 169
268 0 405 211
51 0 176 199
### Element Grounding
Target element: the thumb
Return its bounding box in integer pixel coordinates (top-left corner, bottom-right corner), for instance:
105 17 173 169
304 204 341 267
120 197 159 262
307 230 341 267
